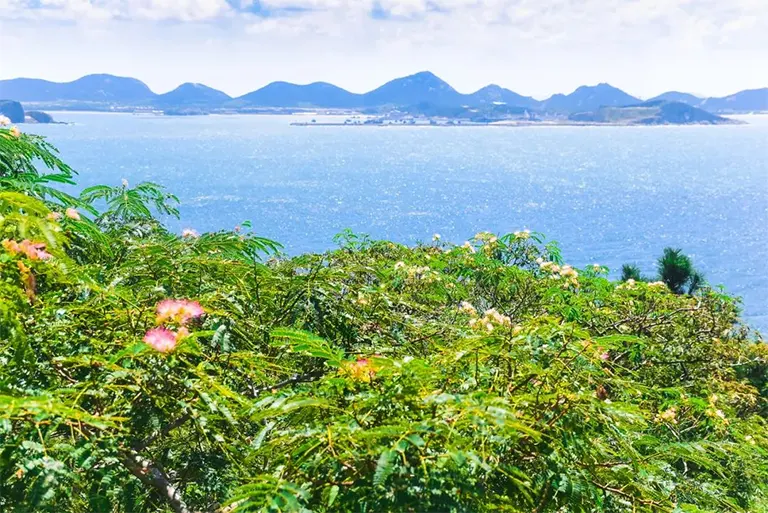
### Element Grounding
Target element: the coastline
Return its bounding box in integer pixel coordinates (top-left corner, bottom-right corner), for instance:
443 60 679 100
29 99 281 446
290 119 747 127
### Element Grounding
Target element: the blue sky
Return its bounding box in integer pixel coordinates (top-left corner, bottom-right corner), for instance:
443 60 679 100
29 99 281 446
1 0 765 99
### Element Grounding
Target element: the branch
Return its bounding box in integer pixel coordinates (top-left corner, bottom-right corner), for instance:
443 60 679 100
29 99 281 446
133 412 192 452
121 449 196 513
591 480 669 510
247 370 325 397
135 371 326 453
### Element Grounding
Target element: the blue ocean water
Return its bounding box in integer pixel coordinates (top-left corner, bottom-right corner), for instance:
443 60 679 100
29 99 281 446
31 112 768 331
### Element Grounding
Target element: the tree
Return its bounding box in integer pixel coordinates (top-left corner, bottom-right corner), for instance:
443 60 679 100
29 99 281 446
658 247 705 294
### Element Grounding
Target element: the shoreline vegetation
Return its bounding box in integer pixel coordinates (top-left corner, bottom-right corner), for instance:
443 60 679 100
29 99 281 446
1 125 767 512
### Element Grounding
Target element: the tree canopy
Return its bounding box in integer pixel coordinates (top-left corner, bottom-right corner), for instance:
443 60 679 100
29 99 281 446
0 125 766 513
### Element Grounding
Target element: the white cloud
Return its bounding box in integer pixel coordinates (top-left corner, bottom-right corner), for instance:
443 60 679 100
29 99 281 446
1 0 231 20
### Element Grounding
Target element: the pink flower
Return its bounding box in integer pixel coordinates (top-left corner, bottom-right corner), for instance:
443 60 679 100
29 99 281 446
182 228 199 238
156 299 205 325
144 327 178 353
3 239 52 261
47 212 63 221
9 126 21 138
65 208 81 221
341 358 377 382
19 240 52 261
600 352 610 361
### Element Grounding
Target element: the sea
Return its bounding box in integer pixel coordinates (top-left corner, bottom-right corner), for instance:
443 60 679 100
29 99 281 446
29 112 768 332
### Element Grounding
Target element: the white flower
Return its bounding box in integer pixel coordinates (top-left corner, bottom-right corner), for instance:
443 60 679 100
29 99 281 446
121 178 129 188
461 241 476 253
514 229 531 240
459 301 477 315
432 233 441 241
182 228 199 238
9 126 21 138
394 261 406 270
0 115 10 126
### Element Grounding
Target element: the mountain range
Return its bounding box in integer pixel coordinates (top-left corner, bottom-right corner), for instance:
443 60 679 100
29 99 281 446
1 71 765 114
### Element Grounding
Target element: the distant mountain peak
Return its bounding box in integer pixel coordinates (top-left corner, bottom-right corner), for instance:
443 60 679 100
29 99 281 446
362 71 459 106
0 72 764 114
410 70 440 79
544 83 640 113
155 82 230 107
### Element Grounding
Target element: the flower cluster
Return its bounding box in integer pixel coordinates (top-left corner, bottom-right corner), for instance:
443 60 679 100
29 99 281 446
2 125 22 138
458 301 477 316
156 299 205 325
656 406 678 424
591 263 606 273
536 259 579 288
513 229 531 240
473 231 498 244
341 358 377 382
394 261 441 283
461 241 476 253
465 306 517 334
705 394 729 425
144 327 186 353
182 228 200 239
144 299 205 353
0 115 10 126
65 208 80 221
617 278 637 290
648 281 667 289
2 239 53 261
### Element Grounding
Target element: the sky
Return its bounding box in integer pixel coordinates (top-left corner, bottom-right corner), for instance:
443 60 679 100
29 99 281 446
0 0 766 99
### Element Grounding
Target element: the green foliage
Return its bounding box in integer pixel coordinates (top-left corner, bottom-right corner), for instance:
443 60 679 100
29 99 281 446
621 248 706 295
657 248 703 294
0 128 79 206
621 263 643 282
80 181 180 225
0 128 766 513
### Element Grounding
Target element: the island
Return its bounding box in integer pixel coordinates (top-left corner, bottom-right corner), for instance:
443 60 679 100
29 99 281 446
291 100 741 127
1 72 763 126
0 99 59 124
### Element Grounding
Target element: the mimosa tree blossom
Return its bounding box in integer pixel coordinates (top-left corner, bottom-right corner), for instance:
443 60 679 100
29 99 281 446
182 228 199 238
143 327 179 353
156 299 205 325
2 239 53 261
65 208 81 221
342 358 377 382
